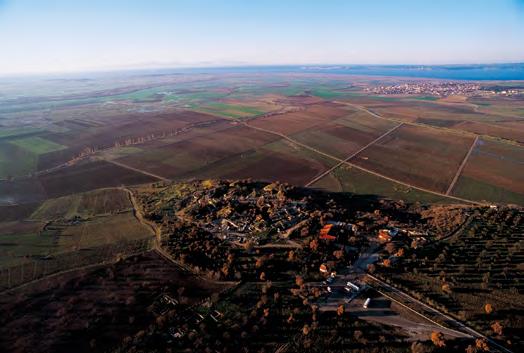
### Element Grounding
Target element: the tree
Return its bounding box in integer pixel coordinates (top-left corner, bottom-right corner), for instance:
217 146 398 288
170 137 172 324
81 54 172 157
287 250 296 261
484 303 493 315
295 275 304 287
475 338 489 351
386 242 396 254
367 264 376 273
465 345 476 353
491 321 503 336
255 257 265 269
337 304 345 316
411 341 435 353
302 324 310 336
430 331 446 347
244 240 254 252
333 250 344 260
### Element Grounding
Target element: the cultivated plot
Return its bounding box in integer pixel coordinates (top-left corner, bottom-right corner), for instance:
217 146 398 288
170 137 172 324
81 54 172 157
249 102 351 135
184 138 338 185
291 110 398 159
114 125 280 179
311 165 455 204
350 124 475 193
452 139 524 205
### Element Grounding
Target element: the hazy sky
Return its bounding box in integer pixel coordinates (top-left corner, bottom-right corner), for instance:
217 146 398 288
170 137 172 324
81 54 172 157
1 0 524 74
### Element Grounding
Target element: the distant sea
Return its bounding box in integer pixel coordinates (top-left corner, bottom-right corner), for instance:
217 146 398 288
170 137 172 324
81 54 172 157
178 63 524 81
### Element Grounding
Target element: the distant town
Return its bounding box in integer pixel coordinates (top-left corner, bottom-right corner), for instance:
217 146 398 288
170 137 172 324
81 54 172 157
365 81 523 97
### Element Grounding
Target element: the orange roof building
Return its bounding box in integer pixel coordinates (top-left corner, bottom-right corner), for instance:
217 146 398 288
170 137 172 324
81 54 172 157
319 224 336 241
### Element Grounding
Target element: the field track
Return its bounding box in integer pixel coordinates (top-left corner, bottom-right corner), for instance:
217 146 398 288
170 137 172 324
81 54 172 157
446 136 479 195
304 123 404 186
106 159 169 181
242 121 484 205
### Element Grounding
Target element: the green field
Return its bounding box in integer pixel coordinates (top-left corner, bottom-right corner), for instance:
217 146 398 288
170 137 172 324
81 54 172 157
452 175 524 206
0 142 37 178
9 136 66 155
198 102 266 118
0 127 42 139
313 165 457 204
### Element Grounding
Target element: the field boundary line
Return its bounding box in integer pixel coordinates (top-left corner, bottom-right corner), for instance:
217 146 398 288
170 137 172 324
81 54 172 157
445 136 479 195
304 123 403 187
105 159 170 181
335 100 523 148
243 122 484 205
0 244 155 295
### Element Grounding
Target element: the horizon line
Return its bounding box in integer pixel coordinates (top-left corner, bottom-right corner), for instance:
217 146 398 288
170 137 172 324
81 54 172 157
1 61 524 79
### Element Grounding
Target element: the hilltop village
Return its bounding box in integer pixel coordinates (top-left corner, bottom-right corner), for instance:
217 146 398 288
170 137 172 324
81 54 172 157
135 180 462 282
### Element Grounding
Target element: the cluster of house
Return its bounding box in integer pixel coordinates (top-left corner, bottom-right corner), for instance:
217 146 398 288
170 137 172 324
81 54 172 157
377 226 428 242
152 293 224 341
200 194 310 245
319 221 359 241
365 82 482 97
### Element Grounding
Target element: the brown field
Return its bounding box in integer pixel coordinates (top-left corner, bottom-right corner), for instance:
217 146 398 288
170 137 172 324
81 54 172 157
291 110 398 158
114 125 279 179
249 102 351 135
37 160 157 198
0 179 47 206
452 139 524 205
0 221 44 236
0 252 231 353
38 111 223 171
183 139 337 185
0 204 40 222
359 99 490 124
350 124 475 192
273 94 325 105
455 120 524 143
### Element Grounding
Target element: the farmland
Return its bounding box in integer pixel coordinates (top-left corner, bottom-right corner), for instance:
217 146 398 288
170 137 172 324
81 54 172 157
350 124 475 193
374 206 524 350
0 251 232 353
0 71 523 235
451 139 524 205
311 165 456 204
0 188 154 267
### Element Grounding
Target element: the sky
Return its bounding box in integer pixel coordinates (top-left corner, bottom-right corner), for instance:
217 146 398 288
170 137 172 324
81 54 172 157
0 0 524 75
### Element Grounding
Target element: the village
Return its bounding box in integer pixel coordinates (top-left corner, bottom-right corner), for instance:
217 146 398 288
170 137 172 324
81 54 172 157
365 81 524 97
136 180 443 328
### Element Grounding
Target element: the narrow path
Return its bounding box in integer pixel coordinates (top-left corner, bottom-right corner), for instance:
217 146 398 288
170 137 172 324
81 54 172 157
337 100 523 147
106 159 169 182
121 187 161 243
243 122 483 205
305 123 403 186
446 136 479 195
